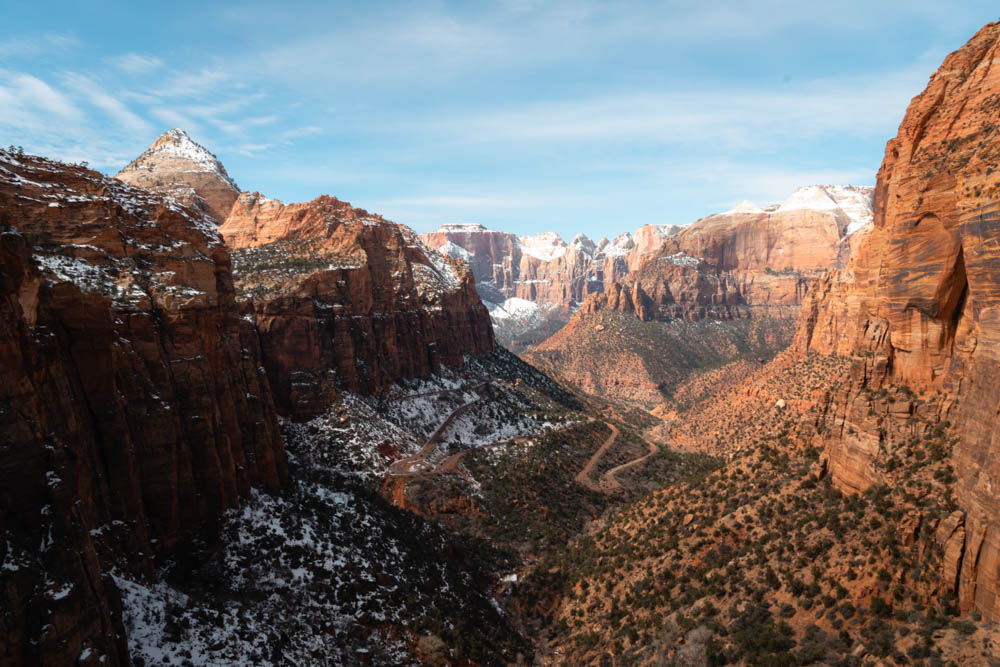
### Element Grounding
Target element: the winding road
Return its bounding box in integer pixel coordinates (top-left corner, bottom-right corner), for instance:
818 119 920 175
386 382 489 476
386 384 658 495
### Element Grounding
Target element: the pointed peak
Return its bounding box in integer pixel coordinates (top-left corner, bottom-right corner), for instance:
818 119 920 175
120 128 239 192
725 200 765 215
150 128 194 149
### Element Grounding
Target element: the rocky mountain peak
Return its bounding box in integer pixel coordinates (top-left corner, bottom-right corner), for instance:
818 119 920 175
115 128 241 223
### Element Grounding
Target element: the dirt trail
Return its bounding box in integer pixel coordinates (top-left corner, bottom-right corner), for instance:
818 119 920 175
388 388 656 495
574 424 621 492
604 439 658 488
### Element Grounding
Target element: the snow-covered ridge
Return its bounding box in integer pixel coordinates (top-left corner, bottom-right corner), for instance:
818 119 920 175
487 297 540 322
437 240 473 262
716 185 874 236
777 185 874 235
518 231 568 261
596 232 635 258
724 200 766 215
118 128 239 191
438 223 488 233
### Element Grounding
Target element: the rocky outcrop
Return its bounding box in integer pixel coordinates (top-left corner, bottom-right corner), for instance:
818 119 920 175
0 151 286 664
422 189 870 350
522 186 871 409
570 186 873 322
116 129 241 223
796 22 1000 620
221 193 495 418
420 223 680 309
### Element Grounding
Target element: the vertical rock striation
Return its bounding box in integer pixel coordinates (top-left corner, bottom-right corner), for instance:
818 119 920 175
0 151 286 664
796 22 1000 620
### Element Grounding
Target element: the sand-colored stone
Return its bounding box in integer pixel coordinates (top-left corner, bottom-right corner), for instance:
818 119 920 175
795 21 1000 620
116 129 241 223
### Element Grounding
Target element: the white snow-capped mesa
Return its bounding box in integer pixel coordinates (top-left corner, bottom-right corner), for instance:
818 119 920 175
777 185 841 213
826 186 875 235
724 200 765 215
569 233 596 255
596 232 635 258
777 185 874 235
519 232 568 261
438 223 488 233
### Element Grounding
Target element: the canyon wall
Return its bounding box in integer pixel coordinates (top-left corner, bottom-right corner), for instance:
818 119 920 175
796 21 1000 620
116 131 496 419
221 193 495 418
419 223 680 308
0 152 286 664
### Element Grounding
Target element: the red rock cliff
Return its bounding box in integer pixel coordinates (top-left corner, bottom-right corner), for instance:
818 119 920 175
0 151 286 664
796 22 1000 620
221 193 495 418
419 224 679 308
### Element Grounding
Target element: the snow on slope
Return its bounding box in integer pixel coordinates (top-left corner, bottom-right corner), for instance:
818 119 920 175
596 232 635 258
120 128 239 190
518 231 568 261
724 200 765 215
777 185 874 235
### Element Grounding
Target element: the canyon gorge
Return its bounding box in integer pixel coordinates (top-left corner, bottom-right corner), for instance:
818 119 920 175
3 17 1000 667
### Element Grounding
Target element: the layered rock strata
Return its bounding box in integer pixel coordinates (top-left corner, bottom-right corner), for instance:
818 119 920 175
796 21 1000 620
116 128 241 223
0 151 286 664
220 193 495 418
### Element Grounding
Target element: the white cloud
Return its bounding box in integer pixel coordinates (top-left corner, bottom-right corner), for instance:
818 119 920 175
414 65 926 152
280 126 324 140
107 53 164 74
0 33 79 58
154 68 230 98
63 74 153 134
0 71 81 119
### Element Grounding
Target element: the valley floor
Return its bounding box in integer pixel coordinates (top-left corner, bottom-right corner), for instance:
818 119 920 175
112 345 1000 665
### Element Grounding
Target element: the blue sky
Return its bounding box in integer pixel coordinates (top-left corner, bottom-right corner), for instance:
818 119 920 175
1 2 997 240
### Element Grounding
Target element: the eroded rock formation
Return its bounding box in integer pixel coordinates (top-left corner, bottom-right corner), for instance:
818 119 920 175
796 21 1000 619
116 128 241 223
0 151 286 664
220 193 495 418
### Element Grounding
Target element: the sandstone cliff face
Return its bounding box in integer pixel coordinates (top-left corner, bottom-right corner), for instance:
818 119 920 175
116 129 241 223
570 186 873 322
0 151 286 664
420 223 679 309
796 22 1000 619
221 193 495 418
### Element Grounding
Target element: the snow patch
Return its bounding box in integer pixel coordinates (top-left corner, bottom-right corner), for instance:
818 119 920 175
724 200 765 215
518 232 567 262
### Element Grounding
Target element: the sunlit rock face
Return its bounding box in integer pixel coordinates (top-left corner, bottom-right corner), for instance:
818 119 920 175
220 193 495 418
795 21 1000 620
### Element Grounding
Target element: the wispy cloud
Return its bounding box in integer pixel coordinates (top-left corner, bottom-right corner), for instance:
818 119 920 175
63 73 153 134
280 126 324 141
415 67 926 153
0 33 79 59
154 68 230 98
107 53 163 74
0 70 81 120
